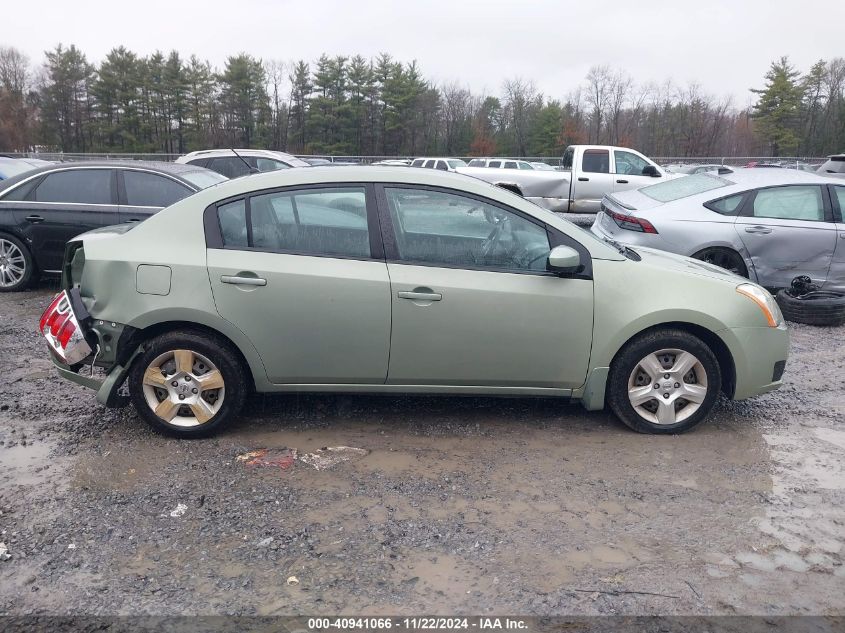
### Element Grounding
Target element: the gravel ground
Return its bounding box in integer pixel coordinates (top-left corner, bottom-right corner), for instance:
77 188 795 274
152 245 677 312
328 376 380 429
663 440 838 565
0 282 843 616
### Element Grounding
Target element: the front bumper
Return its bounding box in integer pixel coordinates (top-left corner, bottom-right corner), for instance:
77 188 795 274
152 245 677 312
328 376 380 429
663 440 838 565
719 324 789 400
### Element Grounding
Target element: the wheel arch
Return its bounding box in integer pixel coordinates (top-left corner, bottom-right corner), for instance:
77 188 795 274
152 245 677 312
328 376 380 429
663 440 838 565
608 321 736 399
122 319 261 392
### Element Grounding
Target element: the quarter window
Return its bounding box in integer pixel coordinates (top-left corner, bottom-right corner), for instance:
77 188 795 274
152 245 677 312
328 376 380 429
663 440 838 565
34 169 112 204
752 186 824 221
582 150 610 174
384 187 551 272
706 193 744 215
123 171 192 207
247 187 369 258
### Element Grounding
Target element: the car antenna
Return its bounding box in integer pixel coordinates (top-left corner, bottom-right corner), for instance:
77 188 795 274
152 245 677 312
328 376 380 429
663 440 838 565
230 149 259 174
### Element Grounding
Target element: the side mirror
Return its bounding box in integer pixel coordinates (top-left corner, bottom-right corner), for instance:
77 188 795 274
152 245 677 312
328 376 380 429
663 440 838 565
547 245 581 273
642 165 661 177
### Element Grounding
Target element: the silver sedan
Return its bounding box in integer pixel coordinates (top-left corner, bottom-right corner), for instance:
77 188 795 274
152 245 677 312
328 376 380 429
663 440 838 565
591 169 845 292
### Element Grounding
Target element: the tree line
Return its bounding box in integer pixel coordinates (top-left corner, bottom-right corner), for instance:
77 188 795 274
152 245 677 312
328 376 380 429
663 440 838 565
0 44 843 158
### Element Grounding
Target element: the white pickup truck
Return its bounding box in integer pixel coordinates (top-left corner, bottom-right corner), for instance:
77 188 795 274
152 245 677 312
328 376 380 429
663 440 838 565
456 145 676 213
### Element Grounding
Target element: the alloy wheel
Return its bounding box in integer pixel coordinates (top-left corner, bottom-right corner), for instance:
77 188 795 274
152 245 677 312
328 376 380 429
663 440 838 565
627 348 708 425
0 239 26 289
141 349 225 427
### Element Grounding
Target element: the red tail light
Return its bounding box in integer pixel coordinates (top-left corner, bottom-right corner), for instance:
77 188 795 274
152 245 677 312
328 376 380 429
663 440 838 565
39 293 64 332
607 209 658 234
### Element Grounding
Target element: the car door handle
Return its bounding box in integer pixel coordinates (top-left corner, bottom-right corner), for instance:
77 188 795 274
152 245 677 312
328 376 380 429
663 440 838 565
745 226 772 234
578 177 589 182
398 290 442 301
616 179 629 184
25 215 44 223
221 275 267 286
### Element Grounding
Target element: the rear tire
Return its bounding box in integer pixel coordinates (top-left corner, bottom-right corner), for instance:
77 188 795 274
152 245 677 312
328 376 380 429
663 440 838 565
691 247 748 278
128 330 248 438
0 234 35 292
607 329 721 434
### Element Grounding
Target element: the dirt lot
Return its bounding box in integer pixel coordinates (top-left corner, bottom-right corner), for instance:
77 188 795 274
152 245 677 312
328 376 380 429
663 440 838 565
0 283 843 616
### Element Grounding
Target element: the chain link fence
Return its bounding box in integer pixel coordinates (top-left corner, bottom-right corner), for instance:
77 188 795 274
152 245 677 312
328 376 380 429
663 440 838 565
2 151 829 169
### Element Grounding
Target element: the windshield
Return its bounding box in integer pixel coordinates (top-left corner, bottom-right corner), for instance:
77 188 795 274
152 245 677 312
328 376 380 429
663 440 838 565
181 170 229 189
640 173 731 202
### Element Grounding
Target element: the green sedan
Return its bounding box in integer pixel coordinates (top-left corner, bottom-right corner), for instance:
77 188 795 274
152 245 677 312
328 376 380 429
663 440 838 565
40 167 788 437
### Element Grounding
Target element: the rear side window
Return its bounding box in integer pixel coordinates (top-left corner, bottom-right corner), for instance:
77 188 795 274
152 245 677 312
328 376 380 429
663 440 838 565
705 193 745 215
833 186 845 215
582 150 609 174
488 161 502 168
34 169 112 204
504 161 518 169
641 174 730 202
209 157 251 179
123 171 192 207
751 186 824 221
221 187 370 258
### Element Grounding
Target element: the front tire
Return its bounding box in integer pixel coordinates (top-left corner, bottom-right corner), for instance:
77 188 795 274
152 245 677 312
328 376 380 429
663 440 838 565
0 234 35 292
128 330 247 438
607 329 721 434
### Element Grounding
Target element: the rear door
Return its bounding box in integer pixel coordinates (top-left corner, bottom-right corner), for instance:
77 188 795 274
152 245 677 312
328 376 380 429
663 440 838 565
377 185 594 389
117 169 196 223
734 184 837 288
572 149 614 212
11 168 118 271
206 184 391 384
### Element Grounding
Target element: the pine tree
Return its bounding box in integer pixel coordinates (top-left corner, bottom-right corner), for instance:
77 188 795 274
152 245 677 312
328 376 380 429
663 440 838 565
751 57 804 156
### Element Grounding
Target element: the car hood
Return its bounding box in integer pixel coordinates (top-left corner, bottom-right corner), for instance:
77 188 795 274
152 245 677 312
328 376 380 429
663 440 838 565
632 245 746 284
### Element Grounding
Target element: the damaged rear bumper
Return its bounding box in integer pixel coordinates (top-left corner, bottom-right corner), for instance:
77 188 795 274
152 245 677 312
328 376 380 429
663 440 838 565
48 345 141 408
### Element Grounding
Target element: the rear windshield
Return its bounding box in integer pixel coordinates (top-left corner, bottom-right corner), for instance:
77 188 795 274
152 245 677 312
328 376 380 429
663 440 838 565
640 174 731 202
819 157 845 174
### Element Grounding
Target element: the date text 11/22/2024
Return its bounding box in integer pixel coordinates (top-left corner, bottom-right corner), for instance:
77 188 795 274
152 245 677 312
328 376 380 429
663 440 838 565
307 618 528 630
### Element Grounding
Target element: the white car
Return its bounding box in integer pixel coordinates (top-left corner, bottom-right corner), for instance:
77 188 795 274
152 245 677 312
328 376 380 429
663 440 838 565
176 149 310 179
466 158 535 170
409 157 468 172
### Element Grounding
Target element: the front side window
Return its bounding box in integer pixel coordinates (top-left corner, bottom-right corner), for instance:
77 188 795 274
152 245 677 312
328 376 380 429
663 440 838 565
248 187 369 258
34 169 112 204
123 171 192 207
614 150 650 176
582 150 609 174
467 159 484 167
385 187 551 272
448 159 467 169
518 162 533 170
752 186 824 221
411 159 425 167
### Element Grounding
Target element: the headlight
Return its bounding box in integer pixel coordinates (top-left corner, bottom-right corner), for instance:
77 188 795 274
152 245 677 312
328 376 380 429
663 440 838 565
736 283 783 327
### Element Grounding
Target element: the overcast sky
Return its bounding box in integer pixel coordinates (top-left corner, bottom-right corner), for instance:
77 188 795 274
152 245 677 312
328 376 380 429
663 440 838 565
8 0 844 106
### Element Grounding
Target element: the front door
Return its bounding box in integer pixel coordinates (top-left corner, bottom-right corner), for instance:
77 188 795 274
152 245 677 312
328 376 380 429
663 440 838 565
11 168 119 271
734 184 838 288
378 185 594 389
206 185 391 384
613 149 662 193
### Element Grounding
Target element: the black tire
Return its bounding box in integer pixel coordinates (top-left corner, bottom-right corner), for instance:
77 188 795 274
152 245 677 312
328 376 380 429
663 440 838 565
775 289 845 326
607 329 722 434
0 233 35 292
128 330 248 438
691 247 748 278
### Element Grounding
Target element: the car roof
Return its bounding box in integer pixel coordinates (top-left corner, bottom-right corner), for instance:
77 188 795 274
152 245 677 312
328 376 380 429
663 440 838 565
0 160 214 192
